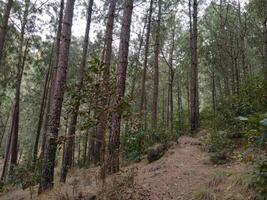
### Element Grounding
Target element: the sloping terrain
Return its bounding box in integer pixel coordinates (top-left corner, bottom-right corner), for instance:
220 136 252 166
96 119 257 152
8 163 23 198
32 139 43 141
0 135 255 200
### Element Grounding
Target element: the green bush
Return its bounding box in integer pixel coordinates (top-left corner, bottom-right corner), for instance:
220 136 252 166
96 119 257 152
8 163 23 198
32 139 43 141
254 156 267 200
122 127 179 162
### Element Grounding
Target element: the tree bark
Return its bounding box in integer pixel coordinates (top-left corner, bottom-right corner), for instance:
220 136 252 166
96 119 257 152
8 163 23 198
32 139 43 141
92 0 117 164
60 0 93 183
189 0 199 131
0 0 13 64
40 0 65 159
263 9 267 96
152 0 162 129
39 0 75 193
168 22 175 133
140 0 153 115
107 0 133 174
9 0 30 173
32 47 54 166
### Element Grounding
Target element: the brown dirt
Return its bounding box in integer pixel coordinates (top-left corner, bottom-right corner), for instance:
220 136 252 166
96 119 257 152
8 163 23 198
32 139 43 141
133 136 254 200
0 135 255 200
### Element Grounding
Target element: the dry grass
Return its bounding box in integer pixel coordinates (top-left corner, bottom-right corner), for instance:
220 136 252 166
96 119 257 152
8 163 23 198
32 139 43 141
192 188 215 200
207 171 228 187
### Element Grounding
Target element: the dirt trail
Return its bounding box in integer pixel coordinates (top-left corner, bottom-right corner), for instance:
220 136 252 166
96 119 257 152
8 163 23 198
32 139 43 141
0 135 254 200
133 136 252 200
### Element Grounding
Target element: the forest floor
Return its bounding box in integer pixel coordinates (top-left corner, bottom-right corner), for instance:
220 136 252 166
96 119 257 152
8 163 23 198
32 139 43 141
0 130 256 200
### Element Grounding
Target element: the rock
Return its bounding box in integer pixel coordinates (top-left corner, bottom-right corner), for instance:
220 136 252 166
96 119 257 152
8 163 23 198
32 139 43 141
147 144 167 163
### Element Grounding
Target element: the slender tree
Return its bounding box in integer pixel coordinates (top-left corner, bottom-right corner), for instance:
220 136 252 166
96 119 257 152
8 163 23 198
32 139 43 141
60 0 94 183
263 1 267 95
140 0 153 116
107 0 134 174
8 0 30 176
189 0 199 131
40 0 65 158
39 0 76 192
91 0 117 164
152 0 162 129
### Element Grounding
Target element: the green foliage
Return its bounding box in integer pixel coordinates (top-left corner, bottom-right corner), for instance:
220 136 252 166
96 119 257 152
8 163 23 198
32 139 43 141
205 130 233 164
254 156 267 200
122 127 179 162
0 161 42 196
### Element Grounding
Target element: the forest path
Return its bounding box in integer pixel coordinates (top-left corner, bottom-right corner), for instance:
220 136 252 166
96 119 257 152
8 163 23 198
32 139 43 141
0 132 254 200
132 135 252 200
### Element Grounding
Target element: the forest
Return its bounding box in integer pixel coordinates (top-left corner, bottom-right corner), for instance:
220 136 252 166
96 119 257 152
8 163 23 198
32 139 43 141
0 0 266 199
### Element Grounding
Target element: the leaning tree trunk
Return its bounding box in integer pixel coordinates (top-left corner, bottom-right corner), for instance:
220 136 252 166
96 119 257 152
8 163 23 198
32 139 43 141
8 0 30 176
91 0 117 164
60 0 93 183
140 0 153 115
39 0 75 193
151 0 162 129
107 0 134 174
32 47 54 166
189 0 199 132
0 0 13 65
40 0 64 159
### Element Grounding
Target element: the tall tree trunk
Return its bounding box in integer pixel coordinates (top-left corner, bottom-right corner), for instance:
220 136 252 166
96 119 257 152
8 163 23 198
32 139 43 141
212 67 216 117
238 0 248 79
40 0 64 159
92 0 117 164
9 39 30 176
168 22 175 133
263 8 267 96
130 18 147 99
32 48 54 166
152 0 162 129
39 0 75 193
107 0 133 174
189 0 199 131
0 0 13 64
60 0 93 183
140 0 153 115
9 0 30 174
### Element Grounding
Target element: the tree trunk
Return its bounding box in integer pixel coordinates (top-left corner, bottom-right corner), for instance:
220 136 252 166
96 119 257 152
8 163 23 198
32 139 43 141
0 111 10 149
92 0 117 164
168 22 175 133
189 0 199 131
1 113 14 180
238 0 249 79
130 18 147 99
140 0 153 114
83 130 89 165
32 48 54 166
107 0 133 174
0 0 13 64
40 0 64 159
263 14 267 96
60 0 93 183
39 0 75 193
9 0 31 172
152 0 162 129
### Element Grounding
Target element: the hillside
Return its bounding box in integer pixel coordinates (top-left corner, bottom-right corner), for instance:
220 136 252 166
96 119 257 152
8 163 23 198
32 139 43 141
0 132 256 200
